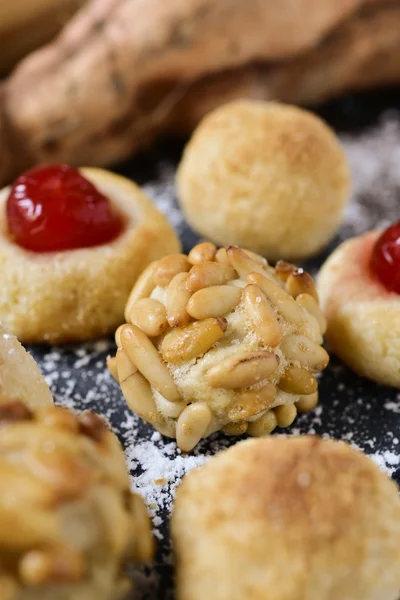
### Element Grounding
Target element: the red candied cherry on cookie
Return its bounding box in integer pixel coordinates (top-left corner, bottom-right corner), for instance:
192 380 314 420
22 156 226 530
370 220 400 293
6 164 123 252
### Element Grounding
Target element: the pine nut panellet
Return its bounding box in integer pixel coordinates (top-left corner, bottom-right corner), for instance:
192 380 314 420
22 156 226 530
0 402 154 600
109 243 330 451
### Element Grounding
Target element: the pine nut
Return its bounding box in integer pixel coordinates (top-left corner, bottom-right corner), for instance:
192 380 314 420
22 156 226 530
242 249 268 267
278 366 318 395
296 293 327 335
153 254 190 287
247 272 303 325
207 350 279 389
176 403 212 451
120 324 181 402
155 393 187 419
274 404 297 428
275 260 297 282
215 247 230 265
188 242 217 264
116 349 159 422
186 262 236 292
124 261 158 321
286 271 319 301
281 334 329 372
155 420 177 438
228 383 276 421
222 422 248 436
187 285 241 320
166 272 192 328
128 298 168 337
227 246 269 279
298 310 323 344
243 284 281 347
115 324 124 348
106 355 118 381
247 410 277 437
20 548 86 586
296 391 319 413
161 318 227 363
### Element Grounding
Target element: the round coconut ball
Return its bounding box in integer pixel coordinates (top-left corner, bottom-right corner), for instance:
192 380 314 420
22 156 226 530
177 100 350 262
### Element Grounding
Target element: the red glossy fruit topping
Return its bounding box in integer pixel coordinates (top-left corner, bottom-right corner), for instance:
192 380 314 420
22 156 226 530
6 164 123 252
370 220 400 293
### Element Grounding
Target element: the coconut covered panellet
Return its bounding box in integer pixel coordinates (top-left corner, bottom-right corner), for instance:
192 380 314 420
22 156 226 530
171 437 400 600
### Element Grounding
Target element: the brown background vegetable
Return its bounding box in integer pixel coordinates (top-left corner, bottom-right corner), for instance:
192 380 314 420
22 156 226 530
0 0 85 74
0 0 399 186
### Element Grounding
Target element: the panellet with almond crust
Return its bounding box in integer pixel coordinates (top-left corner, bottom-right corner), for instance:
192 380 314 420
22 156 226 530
172 436 400 600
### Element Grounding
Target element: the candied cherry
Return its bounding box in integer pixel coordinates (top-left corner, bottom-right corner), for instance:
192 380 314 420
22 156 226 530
370 220 400 294
6 164 123 252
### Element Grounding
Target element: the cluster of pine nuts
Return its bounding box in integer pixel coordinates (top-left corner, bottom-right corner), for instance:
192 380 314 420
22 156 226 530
108 243 328 452
0 401 153 599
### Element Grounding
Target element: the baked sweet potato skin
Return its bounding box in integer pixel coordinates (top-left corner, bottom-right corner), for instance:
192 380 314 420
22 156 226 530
0 0 85 74
0 0 396 186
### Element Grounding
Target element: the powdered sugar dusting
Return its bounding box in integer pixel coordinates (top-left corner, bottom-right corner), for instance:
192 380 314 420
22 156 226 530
340 112 400 238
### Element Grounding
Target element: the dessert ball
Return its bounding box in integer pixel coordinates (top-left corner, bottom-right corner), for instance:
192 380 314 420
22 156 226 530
0 322 53 409
0 402 154 600
177 100 350 261
109 243 329 451
318 227 400 388
171 436 400 600
0 166 180 343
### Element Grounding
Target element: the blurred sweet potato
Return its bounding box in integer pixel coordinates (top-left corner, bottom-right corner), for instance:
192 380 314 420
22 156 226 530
0 0 85 74
0 0 398 186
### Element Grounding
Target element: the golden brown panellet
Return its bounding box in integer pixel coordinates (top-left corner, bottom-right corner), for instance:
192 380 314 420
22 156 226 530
0 402 154 600
172 436 400 600
0 322 53 408
0 0 369 185
317 230 400 388
176 100 350 261
0 168 180 344
110 244 329 450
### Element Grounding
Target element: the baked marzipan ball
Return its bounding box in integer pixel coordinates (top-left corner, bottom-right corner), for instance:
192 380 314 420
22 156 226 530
171 437 400 600
0 402 154 600
176 100 350 261
0 322 53 409
108 243 328 451
318 230 400 388
0 168 181 344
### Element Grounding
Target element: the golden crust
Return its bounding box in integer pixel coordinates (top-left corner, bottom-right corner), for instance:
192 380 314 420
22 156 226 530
317 230 400 388
177 100 350 261
112 245 328 450
0 168 181 343
172 436 400 600
0 402 154 600
0 322 52 408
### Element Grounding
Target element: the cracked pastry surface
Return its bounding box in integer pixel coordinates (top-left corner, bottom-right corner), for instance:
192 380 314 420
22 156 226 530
0 322 52 408
0 402 154 600
109 243 329 450
171 436 400 600
317 230 400 388
0 168 180 344
177 100 350 261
